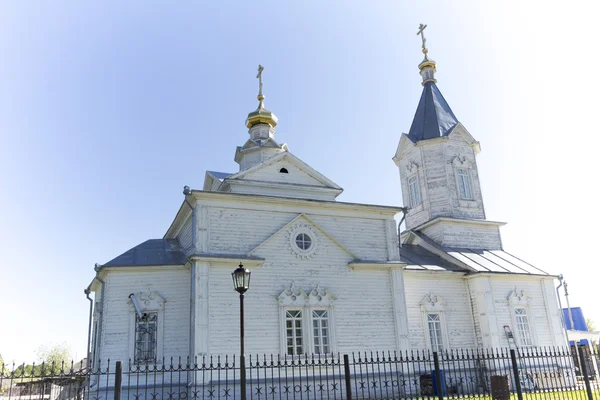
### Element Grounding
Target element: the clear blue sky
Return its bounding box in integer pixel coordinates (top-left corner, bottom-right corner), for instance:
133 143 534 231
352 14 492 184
1 1 598 362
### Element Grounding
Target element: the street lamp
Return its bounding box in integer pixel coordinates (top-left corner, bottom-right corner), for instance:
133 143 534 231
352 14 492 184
232 263 251 400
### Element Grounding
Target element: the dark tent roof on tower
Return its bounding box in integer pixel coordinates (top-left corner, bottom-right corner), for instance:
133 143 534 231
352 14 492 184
407 82 459 142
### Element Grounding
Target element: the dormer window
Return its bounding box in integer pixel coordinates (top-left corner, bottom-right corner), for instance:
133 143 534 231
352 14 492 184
408 175 421 207
457 168 473 200
279 168 289 174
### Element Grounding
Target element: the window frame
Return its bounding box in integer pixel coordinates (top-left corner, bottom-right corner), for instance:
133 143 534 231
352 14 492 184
133 312 159 364
456 168 474 200
513 307 534 347
420 293 450 353
407 174 422 207
278 283 336 356
426 313 445 353
506 289 537 348
311 309 331 355
284 309 305 356
128 291 165 364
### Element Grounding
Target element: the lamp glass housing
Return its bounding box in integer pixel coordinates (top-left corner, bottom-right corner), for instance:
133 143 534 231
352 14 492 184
232 264 251 294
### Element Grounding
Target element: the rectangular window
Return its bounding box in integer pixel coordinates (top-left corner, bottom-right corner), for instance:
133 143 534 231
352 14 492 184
408 175 421 207
134 313 158 364
427 313 444 353
285 310 304 355
457 169 473 200
515 308 533 346
312 310 330 354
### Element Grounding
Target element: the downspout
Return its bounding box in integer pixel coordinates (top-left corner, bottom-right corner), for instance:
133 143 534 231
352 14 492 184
90 266 105 370
183 186 197 363
556 275 570 346
84 289 93 370
397 207 408 251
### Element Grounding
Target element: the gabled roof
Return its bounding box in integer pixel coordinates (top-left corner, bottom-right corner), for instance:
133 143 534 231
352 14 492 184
407 82 459 142
207 170 233 180
226 151 343 191
103 239 187 267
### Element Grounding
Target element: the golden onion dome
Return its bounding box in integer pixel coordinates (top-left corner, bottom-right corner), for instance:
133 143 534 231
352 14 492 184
245 93 278 128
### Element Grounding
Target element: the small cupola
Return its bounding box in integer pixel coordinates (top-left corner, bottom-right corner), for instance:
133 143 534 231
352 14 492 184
234 65 287 171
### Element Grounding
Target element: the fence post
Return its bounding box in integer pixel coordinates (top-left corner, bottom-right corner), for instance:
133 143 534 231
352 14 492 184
509 349 523 400
343 354 352 400
114 361 122 400
432 352 443 400
577 346 594 400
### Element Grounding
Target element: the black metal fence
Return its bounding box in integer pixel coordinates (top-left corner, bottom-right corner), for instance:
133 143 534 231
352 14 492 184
1 345 599 400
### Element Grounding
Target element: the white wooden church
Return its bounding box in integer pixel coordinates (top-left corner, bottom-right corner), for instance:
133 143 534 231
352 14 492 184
86 34 565 367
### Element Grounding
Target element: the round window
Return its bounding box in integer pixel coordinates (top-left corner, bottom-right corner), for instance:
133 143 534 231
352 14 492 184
295 233 312 250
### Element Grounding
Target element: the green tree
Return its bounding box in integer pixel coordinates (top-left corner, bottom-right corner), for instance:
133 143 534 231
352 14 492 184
36 343 72 375
586 318 597 332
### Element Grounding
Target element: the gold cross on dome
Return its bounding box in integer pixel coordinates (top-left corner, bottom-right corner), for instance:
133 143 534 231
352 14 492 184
257 64 264 96
417 23 428 53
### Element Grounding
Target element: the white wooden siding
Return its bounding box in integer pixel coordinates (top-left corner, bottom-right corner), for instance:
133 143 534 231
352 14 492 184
98 268 190 364
421 221 503 249
403 272 477 349
239 159 330 188
207 208 297 254
207 225 396 356
207 207 391 261
488 276 556 347
445 131 486 220
177 217 193 250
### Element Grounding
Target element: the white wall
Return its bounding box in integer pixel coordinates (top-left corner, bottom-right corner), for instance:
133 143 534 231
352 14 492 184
206 219 397 356
403 271 477 349
488 275 562 347
420 221 503 249
206 206 391 261
97 267 190 364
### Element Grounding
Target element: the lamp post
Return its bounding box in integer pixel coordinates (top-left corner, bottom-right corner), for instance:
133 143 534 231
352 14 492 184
232 263 251 400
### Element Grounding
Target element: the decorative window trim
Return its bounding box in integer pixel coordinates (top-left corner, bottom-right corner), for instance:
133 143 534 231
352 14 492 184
278 282 337 355
405 161 419 174
420 293 450 352
286 223 319 259
127 289 166 364
452 156 475 201
506 288 536 347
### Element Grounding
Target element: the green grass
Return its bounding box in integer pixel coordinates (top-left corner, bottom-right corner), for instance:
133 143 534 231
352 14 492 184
434 388 600 399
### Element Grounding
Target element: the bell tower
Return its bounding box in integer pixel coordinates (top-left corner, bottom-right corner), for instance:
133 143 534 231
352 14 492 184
393 25 503 250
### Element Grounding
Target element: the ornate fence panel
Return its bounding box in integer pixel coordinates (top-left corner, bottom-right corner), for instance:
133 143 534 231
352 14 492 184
1 346 599 400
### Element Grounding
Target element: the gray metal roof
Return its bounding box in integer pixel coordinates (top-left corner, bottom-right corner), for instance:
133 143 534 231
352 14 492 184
207 171 233 180
104 239 187 267
407 82 459 142
400 244 468 272
442 247 549 275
